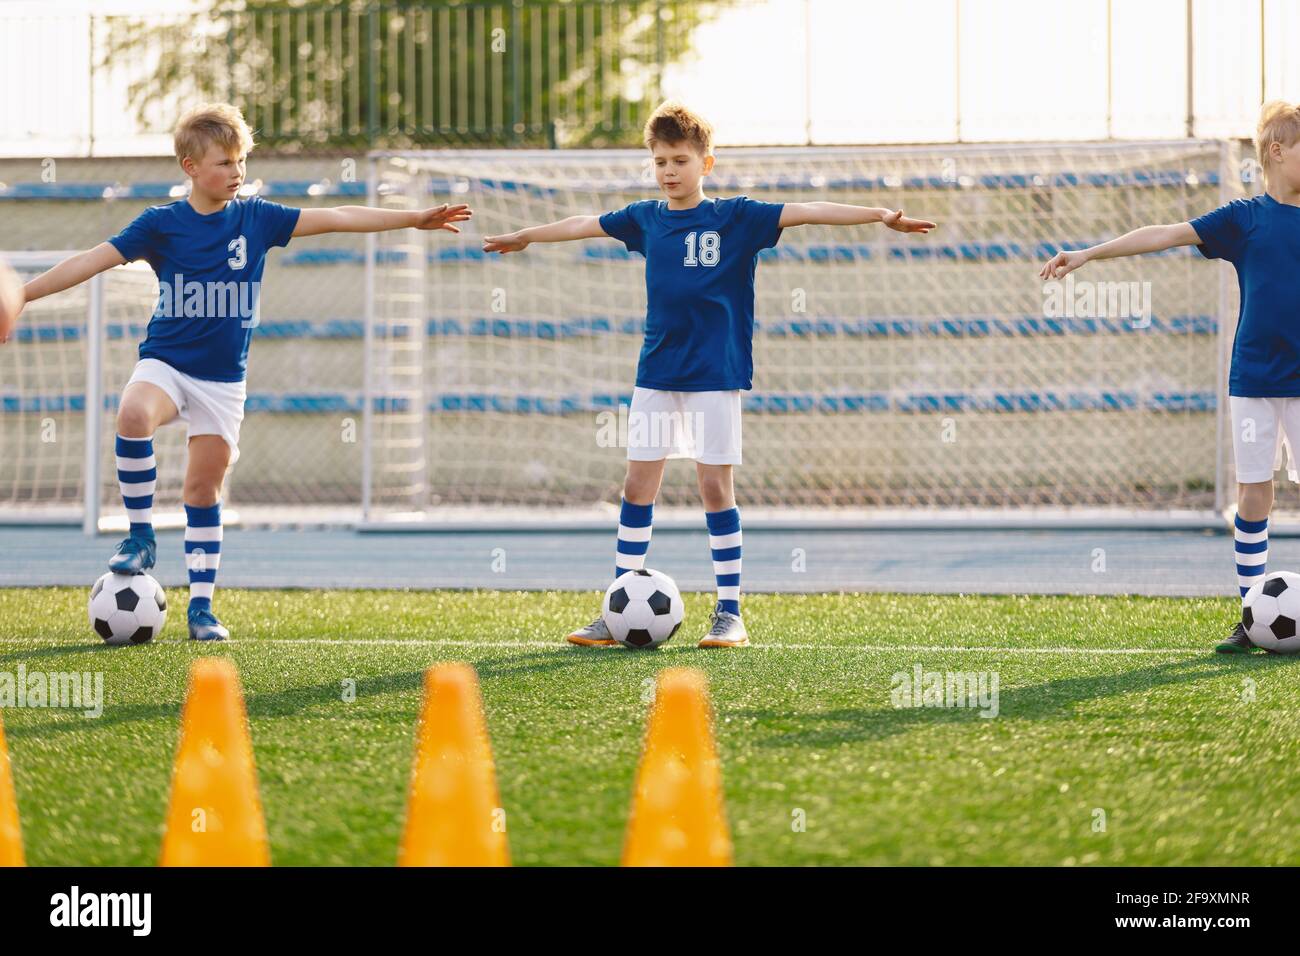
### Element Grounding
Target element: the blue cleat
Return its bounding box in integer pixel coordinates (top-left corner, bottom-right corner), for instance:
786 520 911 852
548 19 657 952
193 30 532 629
188 607 230 642
108 534 156 574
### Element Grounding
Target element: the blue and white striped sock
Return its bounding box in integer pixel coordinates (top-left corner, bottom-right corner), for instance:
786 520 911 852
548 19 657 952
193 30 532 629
115 433 156 538
615 498 654 579
706 507 742 616
185 502 223 613
1235 513 1268 597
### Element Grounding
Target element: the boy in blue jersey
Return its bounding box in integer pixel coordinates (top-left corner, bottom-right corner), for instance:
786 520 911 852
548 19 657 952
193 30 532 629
1041 101 1300 654
485 102 935 647
9 103 471 641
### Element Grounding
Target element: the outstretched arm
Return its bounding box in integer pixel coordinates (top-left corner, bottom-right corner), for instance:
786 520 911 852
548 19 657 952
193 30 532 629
22 242 126 303
292 203 472 237
483 215 607 254
779 202 935 233
1 242 128 345
1039 222 1200 280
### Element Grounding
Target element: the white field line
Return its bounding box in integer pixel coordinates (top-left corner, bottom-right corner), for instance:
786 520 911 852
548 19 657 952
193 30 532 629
0 637 1205 654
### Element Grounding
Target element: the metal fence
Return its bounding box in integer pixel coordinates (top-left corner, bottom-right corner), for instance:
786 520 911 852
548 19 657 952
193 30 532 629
5 0 713 155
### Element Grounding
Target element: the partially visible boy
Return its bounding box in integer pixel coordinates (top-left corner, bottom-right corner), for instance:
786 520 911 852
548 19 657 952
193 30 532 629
1041 101 1300 653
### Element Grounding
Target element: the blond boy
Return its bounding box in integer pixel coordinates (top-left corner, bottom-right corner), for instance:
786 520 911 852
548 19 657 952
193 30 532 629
6 103 470 639
1041 101 1300 653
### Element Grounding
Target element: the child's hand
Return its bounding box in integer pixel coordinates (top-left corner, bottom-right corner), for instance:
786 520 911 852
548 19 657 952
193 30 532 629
482 232 530 255
0 302 19 345
882 210 936 234
0 259 23 345
414 203 473 233
1040 249 1089 280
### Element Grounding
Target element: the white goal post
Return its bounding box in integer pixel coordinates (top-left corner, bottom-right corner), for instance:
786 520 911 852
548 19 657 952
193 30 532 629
360 141 1242 530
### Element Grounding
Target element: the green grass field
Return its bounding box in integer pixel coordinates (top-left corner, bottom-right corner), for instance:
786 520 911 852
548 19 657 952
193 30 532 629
2 587 1298 866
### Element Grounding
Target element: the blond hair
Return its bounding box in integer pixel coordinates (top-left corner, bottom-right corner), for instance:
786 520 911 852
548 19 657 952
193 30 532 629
1256 100 1300 178
174 103 255 165
643 101 713 155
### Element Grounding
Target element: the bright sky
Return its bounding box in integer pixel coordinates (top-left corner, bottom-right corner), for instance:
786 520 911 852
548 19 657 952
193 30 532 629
671 0 1300 144
1 0 1298 155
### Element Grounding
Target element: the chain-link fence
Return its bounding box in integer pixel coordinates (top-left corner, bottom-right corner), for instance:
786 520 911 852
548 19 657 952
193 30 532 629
0 140 1261 527
364 141 1242 520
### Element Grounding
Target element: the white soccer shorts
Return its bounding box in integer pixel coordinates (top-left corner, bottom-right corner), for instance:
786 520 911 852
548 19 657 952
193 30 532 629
625 386 742 465
125 358 247 465
1230 395 1300 484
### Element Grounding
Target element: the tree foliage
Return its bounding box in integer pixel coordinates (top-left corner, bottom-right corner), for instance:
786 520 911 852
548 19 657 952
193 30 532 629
99 0 730 151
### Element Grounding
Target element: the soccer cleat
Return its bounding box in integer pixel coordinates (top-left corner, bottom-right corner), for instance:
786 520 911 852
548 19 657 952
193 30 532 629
566 616 615 647
1214 621 1256 654
698 605 749 648
108 534 156 574
188 607 230 642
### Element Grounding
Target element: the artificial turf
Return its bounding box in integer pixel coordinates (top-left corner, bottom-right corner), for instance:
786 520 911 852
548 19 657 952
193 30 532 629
1 588 1297 866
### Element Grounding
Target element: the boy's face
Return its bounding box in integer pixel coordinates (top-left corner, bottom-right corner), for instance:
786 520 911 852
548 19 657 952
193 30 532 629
1272 139 1300 192
182 142 246 200
651 140 714 199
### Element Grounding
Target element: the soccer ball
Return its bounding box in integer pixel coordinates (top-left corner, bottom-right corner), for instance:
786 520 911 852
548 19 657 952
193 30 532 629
1242 571 1300 653
88 572 168 645
602 568 684 649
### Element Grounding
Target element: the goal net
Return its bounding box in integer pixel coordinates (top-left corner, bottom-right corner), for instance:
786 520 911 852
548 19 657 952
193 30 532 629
362 141 1239 526
0 246 369 532
0 253 174 529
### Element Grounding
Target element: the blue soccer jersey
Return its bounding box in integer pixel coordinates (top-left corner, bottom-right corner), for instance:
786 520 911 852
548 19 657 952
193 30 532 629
107 196 301 382
1191 194 1300 397
599 196 783 391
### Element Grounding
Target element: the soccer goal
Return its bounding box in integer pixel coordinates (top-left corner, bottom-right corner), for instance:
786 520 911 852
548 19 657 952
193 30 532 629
0 252 171 531
0 247 369 534
361 140 1241 529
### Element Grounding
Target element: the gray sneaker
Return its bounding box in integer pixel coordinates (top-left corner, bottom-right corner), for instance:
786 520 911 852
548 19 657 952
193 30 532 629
567 616 615 647
698 605 749 648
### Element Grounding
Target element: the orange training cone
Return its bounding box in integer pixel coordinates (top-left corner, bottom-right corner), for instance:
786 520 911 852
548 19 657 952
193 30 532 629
399 663 509 866
160 658 269 866
622 667 732 866
0 709 23 866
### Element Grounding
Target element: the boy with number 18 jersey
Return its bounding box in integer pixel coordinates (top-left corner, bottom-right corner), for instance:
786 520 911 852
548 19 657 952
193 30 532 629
485 101 935 648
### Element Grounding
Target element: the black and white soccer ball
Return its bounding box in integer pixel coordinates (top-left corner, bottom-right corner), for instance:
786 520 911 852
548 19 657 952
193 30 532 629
88 572 167 645
602 568 684 649
1242 571 1300 654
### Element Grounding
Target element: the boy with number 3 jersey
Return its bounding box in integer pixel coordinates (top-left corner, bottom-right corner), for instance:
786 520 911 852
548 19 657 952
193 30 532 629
8 103 471 640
